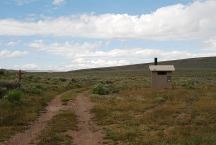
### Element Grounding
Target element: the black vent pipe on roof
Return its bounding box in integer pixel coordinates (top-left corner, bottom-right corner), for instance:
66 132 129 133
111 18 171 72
154 58 158 65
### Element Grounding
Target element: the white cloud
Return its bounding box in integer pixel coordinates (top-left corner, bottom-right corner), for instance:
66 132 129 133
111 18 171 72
27 40 216 71
1 0 216 40
28 41 104 56
70 58 129 70
0 40 21 47
13 63 39 70
203 37 216 49
28 40 45 49
0 50 28 58
52 0 65 6
6 40 21 47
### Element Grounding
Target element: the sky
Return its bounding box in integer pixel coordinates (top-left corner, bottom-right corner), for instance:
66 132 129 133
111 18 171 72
0 0 216 71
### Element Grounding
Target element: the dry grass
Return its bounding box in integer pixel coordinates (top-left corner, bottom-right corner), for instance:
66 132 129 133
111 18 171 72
60 89 84 105
37 110 78 145
91 80 216 145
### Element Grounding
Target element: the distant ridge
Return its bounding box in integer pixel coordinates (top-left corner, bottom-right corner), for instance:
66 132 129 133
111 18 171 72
71 56 216 73
2 57 215 73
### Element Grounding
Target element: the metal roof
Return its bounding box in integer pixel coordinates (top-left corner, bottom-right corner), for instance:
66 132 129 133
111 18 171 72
149 65 175 71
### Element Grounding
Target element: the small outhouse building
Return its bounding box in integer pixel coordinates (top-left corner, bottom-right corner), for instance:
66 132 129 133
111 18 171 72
149 58 175 89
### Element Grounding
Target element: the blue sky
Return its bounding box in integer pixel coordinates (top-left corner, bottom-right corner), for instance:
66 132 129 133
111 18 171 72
0 0 216 71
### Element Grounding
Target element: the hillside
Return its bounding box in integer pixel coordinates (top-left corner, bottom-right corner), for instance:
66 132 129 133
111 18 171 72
71 56 216 74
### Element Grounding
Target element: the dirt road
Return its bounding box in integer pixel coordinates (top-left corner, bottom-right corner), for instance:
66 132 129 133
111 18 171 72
5 91 67 145
69 94 104 145
5 91 104 145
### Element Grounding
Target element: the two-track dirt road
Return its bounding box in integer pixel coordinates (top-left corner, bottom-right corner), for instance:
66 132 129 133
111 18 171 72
5 91 104 145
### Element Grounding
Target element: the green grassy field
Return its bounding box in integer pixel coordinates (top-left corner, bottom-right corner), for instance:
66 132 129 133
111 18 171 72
0 56 216 144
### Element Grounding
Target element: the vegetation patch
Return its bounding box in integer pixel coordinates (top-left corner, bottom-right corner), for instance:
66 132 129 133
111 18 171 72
4 89 23 105
60 89 80 105
93 81 119 95
37 110 78 145
0 71 69 142
91 84 216 145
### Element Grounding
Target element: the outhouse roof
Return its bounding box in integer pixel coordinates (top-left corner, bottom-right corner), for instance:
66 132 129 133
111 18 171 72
149 65 175 72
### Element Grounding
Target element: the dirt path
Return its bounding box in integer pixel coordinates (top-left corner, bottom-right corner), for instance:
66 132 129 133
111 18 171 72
68 94 104 145
5 91 68 145
5 91 104 145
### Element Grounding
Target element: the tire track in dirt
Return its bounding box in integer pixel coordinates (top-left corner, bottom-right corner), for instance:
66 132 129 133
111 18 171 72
68 94 104 145
4 91 70 145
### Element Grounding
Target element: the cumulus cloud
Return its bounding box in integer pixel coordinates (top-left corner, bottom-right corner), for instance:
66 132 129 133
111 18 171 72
52 0 65 6
0 50 28 58
1 0 216 40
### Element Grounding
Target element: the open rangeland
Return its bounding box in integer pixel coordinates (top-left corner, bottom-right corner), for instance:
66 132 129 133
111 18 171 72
0 57 216 145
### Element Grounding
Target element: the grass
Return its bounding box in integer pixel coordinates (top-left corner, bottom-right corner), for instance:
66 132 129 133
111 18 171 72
60 88 86 105
91 83 216 145
0 71 71 142
37 110 78 145
60 90 77 105
0 90 61 142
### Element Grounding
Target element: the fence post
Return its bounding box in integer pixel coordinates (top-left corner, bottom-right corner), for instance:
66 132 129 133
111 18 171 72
18 69 22 88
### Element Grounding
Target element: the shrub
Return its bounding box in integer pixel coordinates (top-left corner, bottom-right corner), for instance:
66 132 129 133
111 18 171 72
59 78 67 82
0 87 7 99
25 86 42 95
181 80 198 89
4 89 23 104
155 95 167 103
0 81 19 90
27 75 34 80
156 96 166 103
93 83 110 95
93 82 119 95
0 69 6 75
67 81 82 89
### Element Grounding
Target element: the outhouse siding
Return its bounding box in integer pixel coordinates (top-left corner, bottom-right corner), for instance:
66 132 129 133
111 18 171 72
151 71 172 89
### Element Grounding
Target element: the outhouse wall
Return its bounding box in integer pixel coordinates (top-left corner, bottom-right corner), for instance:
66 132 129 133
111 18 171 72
151 71 172 89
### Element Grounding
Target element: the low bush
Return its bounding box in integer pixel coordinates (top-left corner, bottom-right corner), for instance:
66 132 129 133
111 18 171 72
93 81 119 95
59 78 67 82
181 80 199 89
0 81 19 90
4 89 23 104
0 87 7 99
155 96 167 103
0 69 6 75
67 81 82 89
22 85 44 95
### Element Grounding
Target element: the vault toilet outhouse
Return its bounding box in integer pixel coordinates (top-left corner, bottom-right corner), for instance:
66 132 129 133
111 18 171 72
149 58 175 89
